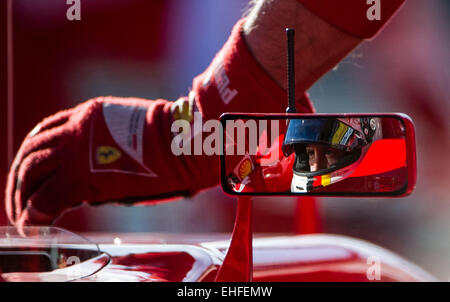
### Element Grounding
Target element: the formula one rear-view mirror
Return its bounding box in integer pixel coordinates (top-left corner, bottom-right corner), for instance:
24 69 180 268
219 113 416 197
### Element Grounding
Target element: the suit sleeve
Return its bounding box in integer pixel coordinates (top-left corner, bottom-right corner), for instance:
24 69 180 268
297 0 406 39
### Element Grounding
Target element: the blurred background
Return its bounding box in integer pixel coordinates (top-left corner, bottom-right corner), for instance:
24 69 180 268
1 0 449 280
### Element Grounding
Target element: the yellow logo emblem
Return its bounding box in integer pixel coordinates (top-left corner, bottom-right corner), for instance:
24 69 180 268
96 146 121 164
171 97 194 123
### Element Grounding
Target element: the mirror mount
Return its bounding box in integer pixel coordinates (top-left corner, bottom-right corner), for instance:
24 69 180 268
285 28 297 114
215 195 253 282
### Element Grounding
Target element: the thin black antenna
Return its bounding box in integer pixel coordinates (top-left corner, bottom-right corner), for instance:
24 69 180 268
286 28 296 114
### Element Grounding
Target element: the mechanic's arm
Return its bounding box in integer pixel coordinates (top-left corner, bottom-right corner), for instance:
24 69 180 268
5 0 405 227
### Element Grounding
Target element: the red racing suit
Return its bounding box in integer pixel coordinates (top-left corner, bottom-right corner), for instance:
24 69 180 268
5 19 314 226
5 0 406 227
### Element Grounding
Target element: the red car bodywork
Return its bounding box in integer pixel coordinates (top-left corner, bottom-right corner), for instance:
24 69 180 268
47 232 434 282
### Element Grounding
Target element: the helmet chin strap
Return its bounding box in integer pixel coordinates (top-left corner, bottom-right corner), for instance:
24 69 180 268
215 195 253 282
291 173 309 193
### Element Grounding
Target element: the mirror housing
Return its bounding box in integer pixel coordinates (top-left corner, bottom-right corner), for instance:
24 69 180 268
220 113 416 197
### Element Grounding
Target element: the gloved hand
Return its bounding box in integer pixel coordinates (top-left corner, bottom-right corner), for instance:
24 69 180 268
5 97 178 228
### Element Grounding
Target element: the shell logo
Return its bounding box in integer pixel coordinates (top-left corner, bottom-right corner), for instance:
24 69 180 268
239 159 253 179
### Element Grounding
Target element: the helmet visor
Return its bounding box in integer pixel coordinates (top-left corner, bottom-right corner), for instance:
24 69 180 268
282 118 361 157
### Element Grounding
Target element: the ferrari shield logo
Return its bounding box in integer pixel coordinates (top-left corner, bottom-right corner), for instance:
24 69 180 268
96 146 122 164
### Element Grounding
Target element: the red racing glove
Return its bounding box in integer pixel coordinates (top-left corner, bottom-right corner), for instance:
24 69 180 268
5 19 315 228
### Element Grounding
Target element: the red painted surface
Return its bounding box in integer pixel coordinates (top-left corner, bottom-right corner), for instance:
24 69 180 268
215 196 253 282
72 233 436 282
0 231 437 282
111 252 196 282
351 139 406 177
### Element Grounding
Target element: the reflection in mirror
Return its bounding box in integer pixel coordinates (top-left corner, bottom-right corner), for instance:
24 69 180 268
221 115 412 196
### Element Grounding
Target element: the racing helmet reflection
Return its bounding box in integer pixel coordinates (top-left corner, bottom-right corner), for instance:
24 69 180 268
282 117 382 192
